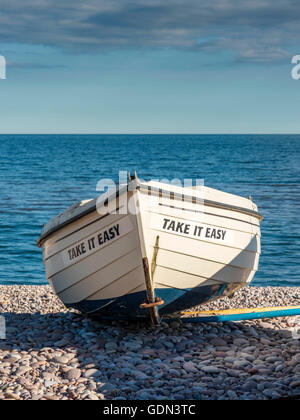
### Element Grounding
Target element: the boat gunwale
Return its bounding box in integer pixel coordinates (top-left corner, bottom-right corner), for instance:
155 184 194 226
137 184 263 221
37 181 263 247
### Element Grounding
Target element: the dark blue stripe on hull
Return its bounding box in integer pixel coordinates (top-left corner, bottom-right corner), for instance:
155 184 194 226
68 290 149 320
158 283 227 315
66 283 234 320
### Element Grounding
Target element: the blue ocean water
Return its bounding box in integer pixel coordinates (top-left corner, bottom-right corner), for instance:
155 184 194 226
0 134 299 287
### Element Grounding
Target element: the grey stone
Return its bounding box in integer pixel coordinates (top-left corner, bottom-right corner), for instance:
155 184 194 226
54 338 69 347
66 368 81 380
83 369 101 378
98 382 117 393
233 338 249 346
263 389 281 399
132 370 149 380
44 380 59 388
51 356 69 364
200 366 221 374
227 390 238 399
123 341 142 352
241 381 257 391
15 366 32 376
209 337 228 347
183 362 198 373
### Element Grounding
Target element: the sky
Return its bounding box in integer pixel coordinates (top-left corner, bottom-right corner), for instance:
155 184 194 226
0 0 300 134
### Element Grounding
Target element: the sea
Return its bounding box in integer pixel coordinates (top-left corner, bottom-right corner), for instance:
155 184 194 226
0 134 299 287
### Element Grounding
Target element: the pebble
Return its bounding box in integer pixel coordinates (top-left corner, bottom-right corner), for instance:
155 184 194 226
65 368 81 380
209 338 228 347
51 356 69 364
227 390 238 399
241 381 257 391
183 362 198 373
0 284 299 400
44 380 59 388
132 370 149 380
16 366 32 376
83 369 101 378
123 341 142 352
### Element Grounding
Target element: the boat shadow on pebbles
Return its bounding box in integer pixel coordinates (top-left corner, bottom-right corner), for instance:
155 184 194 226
1 291 300 400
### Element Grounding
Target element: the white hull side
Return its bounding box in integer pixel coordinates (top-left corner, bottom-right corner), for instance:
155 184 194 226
42 193 148 316
38 179 262 318
137 183 261 313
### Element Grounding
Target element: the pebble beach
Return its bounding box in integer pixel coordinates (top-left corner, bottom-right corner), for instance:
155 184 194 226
0 285 300 400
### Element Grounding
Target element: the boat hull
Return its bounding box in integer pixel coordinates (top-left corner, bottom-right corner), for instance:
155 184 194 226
37 179 262 321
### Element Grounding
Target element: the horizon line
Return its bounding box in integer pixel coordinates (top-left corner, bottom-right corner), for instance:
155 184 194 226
0 133 300 136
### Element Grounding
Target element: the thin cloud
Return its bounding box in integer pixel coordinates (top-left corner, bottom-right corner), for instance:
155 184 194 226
0 0 299 62
7 61 67 69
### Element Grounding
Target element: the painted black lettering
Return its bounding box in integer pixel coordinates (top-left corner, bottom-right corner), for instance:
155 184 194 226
75 245 82 256
109 227 115 239
221 231 226 240
88 237 95 250
184 224 190 234
98 233 103 245
114 224 120 236
71 248 77 259
103 230 110 242
197 226 204 236
163 218 170 229
205 228 211 237
168 220 176 231
176 222 184 233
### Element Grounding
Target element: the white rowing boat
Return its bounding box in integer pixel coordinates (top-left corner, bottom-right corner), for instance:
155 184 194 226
37 173 262 324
